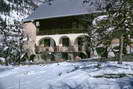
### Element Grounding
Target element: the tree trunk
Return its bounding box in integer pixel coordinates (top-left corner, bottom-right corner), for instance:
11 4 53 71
118 35 124 64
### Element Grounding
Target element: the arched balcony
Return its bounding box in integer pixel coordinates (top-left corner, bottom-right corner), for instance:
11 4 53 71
37 37 56 52
74 35 90 57
58 36 74 52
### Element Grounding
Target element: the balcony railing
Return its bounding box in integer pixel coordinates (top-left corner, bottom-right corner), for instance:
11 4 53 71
36 45 85 53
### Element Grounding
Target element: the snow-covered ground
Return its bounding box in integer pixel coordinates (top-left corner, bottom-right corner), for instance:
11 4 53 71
0 61 133 89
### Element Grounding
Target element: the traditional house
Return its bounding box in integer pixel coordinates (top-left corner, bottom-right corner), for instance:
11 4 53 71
23 0 133 62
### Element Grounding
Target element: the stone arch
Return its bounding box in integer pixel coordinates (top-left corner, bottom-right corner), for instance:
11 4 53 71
39 37 56 47
74 35 90 58
74 35 89 47
59 36 71 47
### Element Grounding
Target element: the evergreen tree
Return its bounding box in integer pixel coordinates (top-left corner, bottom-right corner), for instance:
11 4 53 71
91 0 133 63
0 0 44 65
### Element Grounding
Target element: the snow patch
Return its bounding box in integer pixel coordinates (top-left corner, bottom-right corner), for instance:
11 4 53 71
0 61 133 89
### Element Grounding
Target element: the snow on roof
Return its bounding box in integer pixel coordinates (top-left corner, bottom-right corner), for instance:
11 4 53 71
23 0 107 22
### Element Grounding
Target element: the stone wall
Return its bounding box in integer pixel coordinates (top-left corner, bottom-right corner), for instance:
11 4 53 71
23 22 37 57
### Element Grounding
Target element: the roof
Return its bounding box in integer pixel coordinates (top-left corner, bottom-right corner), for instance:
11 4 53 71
23 0 107 22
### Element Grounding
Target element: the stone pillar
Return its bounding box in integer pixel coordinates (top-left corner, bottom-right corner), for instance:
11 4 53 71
23 22 37 57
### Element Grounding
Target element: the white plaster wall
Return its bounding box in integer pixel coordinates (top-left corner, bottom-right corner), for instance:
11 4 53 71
36 33 88 46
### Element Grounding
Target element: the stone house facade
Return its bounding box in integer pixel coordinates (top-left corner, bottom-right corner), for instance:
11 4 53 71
23 0 133 62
